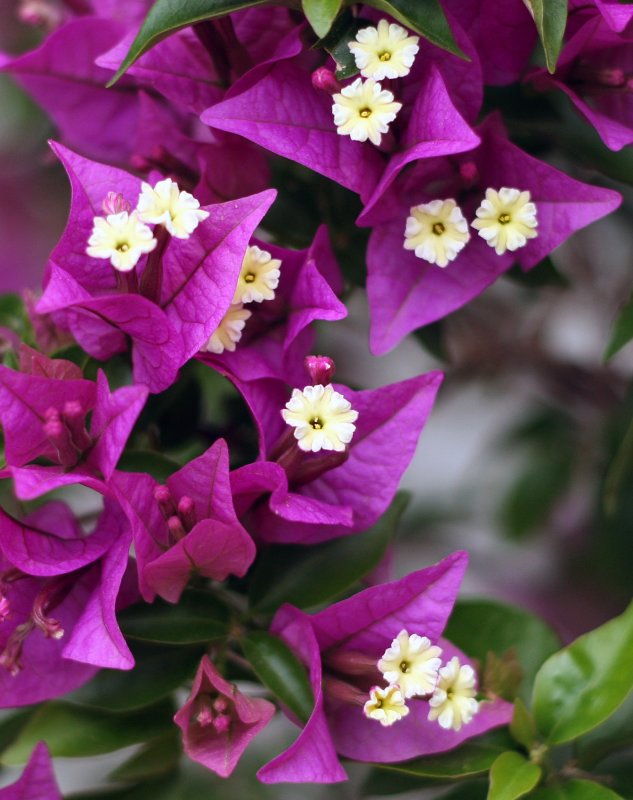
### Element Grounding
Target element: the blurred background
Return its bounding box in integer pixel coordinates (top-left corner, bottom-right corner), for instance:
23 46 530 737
1 1 632 797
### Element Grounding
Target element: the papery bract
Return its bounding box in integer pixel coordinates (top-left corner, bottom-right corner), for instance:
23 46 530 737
174 654 275 778
0 742 61 799
258 552 512 783
231 371 443 544
361 114 622 354
113 440 255 603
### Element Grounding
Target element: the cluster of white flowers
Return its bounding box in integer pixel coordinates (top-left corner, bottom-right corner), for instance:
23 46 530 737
87 178 209 272
363 629 480 731
201 245 282 355
282 384 358 453
332 20 419 146
404 188 538 266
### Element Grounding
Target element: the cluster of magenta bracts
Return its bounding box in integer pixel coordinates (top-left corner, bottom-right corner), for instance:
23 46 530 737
0 0 629 789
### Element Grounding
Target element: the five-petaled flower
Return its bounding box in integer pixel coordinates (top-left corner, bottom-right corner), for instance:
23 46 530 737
87 211 156 271
137 177 210 239
471 187 538 255
349 20 420 81
282 384 359 453
332 78 402 146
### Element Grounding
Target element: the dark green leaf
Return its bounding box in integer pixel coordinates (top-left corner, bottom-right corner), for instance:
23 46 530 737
0 294 27 334
605 294 633 361
1 700 174 764
249 493 409 613
0 709 34 753
109 730 181 782
318 12 372 80
241 632 313 723
532 601 633 745
117 450 182 481
360 0 465 58
487 751 542 800
66 644 202 712
373 740 510 779
510 698 536 751
524 0 568 73
575 692 633 769
444 599 560 701
118 589 229 644
109 0 270 84
532 780 625 800
505 257 569 288
303 0 342 37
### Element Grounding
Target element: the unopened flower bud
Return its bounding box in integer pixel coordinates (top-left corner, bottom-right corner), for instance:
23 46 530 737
312 67 342 96
304 354 335 386
102 191 132 215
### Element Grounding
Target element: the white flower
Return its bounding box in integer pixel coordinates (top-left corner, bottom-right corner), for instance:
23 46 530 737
137 178 209 239
332 78 402 146
364 685 410 727
233 245 282 304
428 656 480 732
403 199 470 268
349 19 419 80
281 384 358 453
86 211 157 272
378 630 443 699
200 304 252 354
471 187 538 255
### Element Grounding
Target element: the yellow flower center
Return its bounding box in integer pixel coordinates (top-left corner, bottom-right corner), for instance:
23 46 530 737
244 272 256 283
399 660 410 673
117 243 130 252
359 107 372 118
432 222 446 236
498 212 511 224
379 51 391 62
310 417 323 430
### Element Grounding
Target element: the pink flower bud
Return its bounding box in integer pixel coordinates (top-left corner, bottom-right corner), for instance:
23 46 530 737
154 485 176 519
177 495 197 532
102 191 132 215
311 67 342 96
304 354 335 386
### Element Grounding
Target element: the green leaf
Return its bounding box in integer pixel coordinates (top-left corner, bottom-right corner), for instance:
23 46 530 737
360 0 466 58
303 0 342 37
66 644 202 712
109 730 181 782
487 751 542 800
318 13 372 80
510 698 536 751
241 631 314 724
532 780 625 800
444 599 560 701
0 294 27 334
375 740 511 779
118 589 229 644
109 0 270 84
0 709 34 753
604 294 633 361
505 257 569 288
532 601 633 745
575 692 633 769
249 493 408 613
524 0 568 73
117 450 182 481
1 700 174 765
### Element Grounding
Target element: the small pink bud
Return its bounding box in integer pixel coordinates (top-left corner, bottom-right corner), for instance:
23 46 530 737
311 67 342 96
195 697 215 727
62 400 92 451
0 593 11 624
212 713 231 734
102 191 131 215
18 0 63 29
597 68 625 88
167 515 187 543
177 496 197 533
154 485 176 519
213 696 229 714
305 354 335 386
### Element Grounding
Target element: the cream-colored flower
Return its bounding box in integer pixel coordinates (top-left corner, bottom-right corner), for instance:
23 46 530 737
233 245 282 304
378 630 443 699
332 78 402 146
403 199 470 267
86 211 156 272
281 384 358 453
471 187 538 255
428 656 479 732
349 19 419 80
137 178 209 239
364 685 410 727
200 304 252 355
